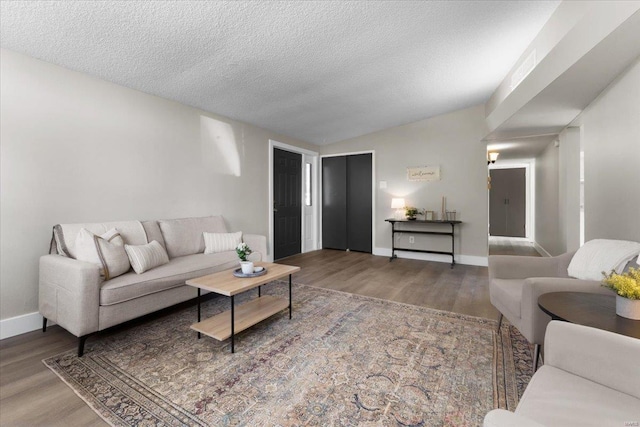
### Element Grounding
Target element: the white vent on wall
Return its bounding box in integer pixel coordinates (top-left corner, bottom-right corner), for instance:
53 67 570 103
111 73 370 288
511 49 537 91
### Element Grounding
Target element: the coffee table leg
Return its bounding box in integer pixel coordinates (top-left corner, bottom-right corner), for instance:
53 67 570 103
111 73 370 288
230 295 235 353
289 274 292 319
258 285 261 297
197 288 201 339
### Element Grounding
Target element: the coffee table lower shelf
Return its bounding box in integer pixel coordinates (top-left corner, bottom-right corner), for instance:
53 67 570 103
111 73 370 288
190 295 289 341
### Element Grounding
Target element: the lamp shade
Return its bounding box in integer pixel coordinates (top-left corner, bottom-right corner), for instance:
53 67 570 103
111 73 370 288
488 152 499 162
391 198 405 209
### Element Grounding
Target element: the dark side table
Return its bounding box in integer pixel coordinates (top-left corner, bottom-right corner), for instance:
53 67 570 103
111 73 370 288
538 292 640 339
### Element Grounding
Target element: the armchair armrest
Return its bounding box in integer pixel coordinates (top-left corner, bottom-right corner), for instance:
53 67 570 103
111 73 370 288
484 409 545 427
520 277 610 344
243 234 267 262
545 321 640 400
39 254 102 337
489 252 573 280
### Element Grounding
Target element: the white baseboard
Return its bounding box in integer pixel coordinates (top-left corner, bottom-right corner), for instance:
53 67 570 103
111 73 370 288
0 311 53 340
533 242 552 257
373 247 488 267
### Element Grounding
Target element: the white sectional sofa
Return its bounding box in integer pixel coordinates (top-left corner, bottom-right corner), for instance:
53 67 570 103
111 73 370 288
39 215 266 356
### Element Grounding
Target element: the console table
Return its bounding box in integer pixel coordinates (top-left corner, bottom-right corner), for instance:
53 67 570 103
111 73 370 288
385 219 462 268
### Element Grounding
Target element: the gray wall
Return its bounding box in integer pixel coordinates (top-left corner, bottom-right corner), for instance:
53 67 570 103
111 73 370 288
580 58 640 242
534 142 562 256
320 105 489 263
558 127 581 252
0 49 314 320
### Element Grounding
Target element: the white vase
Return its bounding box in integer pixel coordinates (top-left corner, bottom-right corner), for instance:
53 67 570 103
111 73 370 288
616 295 640 320
240 261 254 275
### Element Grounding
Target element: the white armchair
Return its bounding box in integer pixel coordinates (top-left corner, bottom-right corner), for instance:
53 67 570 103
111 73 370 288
484 321 640 427
488 251 610 369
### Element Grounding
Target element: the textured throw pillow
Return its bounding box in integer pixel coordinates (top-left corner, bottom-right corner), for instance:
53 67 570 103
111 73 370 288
568 239 640 280
203 231 242 254
125 240 170 274
75 228 131 280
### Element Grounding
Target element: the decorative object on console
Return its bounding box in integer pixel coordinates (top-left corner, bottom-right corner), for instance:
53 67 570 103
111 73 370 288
237 242 253 274
404 206 420 220
391 198 405 220
602 267 640 320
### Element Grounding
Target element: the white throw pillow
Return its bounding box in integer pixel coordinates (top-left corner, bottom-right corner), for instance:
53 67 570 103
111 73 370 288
203 231 242 254
75 228 131 280
125 240 170 274
568 239 640 281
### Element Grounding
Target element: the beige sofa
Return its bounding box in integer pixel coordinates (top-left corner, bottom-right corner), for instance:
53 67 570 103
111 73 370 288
39 216 266 356
484 321 640 427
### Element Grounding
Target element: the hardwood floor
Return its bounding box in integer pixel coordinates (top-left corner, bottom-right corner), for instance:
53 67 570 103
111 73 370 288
489 236 542 257
1 247 540 426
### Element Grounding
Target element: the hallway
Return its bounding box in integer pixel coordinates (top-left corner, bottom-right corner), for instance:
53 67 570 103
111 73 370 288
489 236 542 257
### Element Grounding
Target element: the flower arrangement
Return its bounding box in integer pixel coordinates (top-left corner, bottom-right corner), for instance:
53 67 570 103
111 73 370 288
404 206 420 220
236 242 252 262
602 267 640 300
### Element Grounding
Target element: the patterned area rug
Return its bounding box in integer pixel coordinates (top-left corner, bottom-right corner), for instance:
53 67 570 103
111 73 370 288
44 283 532 426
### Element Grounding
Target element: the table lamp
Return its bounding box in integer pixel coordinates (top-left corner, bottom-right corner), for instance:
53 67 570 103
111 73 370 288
391 198 405 220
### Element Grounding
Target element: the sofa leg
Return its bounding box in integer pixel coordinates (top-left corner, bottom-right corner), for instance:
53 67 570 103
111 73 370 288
42 317 48 333
78 335 88 357
533 344 540 372
496 313 503 333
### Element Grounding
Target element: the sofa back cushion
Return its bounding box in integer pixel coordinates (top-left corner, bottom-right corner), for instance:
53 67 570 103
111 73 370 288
141 220 166 251
158 216 228 258
53 221 148 259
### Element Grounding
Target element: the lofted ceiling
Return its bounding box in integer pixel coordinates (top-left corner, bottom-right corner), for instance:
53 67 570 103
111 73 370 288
0 1 559 145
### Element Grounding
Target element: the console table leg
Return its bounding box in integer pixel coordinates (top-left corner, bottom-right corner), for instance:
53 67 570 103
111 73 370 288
230 295 235 353
42 317 48 333
289 274 292 319
450 223 455 269
197 288 201 339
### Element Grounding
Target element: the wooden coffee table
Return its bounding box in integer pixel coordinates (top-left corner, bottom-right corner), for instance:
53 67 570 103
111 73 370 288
538 292 640 339
186 262 300 353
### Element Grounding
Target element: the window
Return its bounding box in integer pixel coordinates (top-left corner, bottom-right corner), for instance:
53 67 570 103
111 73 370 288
304 163 312 206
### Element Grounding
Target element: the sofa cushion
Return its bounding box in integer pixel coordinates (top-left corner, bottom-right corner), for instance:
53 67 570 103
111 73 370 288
100 251 238 306
125 240 170 274
490 279 522 318
54 221 148 259
141 220 166 251
516 365 640 426
75 228 130 280
158 216 228 258
204 231 242 254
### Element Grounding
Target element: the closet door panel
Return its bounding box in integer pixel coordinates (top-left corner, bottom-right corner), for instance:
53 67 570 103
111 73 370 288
347 154 372 253
322 157 347 250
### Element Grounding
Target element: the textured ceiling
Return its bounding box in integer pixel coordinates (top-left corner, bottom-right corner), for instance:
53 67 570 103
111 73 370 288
1 1 559 145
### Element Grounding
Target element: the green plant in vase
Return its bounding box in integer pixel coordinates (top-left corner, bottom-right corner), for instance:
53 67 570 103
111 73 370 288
404 206 420 220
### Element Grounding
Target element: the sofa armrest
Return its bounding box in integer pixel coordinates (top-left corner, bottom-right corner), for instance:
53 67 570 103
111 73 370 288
39 254 102 337
243 234 267 262
520 277 609 344
545 321 640 400
489 253 570 280
484 409 546 427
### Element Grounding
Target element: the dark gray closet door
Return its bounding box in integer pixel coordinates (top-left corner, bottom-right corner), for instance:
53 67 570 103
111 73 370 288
347 154 372 252
490 168 526 237
322 156 348 250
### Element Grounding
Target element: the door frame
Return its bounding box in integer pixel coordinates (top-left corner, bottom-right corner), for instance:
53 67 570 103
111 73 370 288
268 140 319 262
489 160 535 240
319 150 376 251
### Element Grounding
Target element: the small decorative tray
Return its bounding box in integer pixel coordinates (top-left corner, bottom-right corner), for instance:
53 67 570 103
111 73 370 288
233 267 267 278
